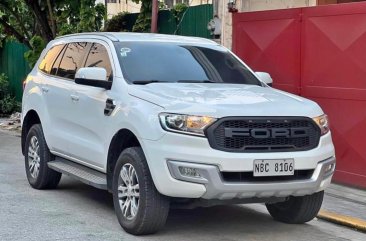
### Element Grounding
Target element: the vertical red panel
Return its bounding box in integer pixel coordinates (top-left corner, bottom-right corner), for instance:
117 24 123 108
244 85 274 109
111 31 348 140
232 2 366 189
301 3 366 188
232 9 302 94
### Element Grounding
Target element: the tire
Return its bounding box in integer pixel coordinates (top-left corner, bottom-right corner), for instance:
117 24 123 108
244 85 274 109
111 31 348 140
25 124 61 189
112 147 170 235
266 191 324 224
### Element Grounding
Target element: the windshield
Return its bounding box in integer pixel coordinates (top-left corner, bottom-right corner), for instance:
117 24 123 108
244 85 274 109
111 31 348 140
114 41 262 86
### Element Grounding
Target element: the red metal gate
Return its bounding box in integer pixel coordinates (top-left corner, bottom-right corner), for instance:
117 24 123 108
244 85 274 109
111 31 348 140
233 2 366 189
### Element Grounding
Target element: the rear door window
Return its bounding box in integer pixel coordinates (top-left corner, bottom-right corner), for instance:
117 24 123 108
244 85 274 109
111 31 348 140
84 43 113 81
38 45 65 74
56 42 89 80
50 45 66 76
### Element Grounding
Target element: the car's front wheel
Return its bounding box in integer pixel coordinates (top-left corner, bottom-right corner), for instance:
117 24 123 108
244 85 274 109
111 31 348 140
266 191 324 224
112 147 170 235
25 124 62 189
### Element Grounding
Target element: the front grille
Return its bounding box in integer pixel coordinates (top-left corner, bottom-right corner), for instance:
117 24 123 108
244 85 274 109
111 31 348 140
221 170 314 182
205 117 321 152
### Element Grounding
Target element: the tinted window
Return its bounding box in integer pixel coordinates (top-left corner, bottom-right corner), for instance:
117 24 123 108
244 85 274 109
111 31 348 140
114 42 261 86
38 45 64 74
50 45 66 76
57 42 89 80
85 43 112 81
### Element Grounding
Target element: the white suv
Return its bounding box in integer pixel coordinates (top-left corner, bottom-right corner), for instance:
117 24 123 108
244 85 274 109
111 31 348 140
22 33 335 235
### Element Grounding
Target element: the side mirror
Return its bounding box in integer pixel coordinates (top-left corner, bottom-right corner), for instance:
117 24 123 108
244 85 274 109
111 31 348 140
75 67 112 90
255 72 273 86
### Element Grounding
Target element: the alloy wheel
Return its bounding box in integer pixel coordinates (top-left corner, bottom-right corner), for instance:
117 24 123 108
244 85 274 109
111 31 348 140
28 136 40 179
118 163 140 220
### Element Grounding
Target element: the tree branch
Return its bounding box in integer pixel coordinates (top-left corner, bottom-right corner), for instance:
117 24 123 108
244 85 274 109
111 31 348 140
46 0 56 36
0 17 31 48
24 0 54 41
0 2 32 40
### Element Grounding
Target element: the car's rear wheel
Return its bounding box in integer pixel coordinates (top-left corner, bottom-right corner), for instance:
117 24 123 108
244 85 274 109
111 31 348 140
25 124 61 189
112 147 170 235
266 191 324 224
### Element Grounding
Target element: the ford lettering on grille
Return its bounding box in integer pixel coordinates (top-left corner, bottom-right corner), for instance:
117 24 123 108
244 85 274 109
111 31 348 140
224 127 310 139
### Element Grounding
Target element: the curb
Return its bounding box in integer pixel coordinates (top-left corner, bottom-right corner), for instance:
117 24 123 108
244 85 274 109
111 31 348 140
318 210 366 232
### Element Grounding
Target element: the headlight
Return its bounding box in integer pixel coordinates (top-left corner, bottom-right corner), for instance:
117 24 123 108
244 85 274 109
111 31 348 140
313 114 329 135
159 113 217 136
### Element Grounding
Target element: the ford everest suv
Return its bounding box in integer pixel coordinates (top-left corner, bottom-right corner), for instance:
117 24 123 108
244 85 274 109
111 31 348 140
22 33 335 235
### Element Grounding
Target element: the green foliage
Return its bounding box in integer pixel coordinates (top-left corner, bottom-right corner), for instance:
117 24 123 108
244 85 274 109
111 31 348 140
131 0 152 32
95 3 107 31
0 0 34 47
172 3 188 23
56 0 106 35
0 0 107 62
104 12 129 32
0 73 20 115
0 0 107 67
24 36 46 68
53 0 80 35
78 0 96 32
0 74 9 95
159 1 167 10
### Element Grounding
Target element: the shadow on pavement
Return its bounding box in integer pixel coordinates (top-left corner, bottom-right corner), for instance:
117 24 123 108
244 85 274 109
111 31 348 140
55 176 312 238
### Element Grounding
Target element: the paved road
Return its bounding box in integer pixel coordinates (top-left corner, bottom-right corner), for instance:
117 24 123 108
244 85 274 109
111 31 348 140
0 130 364 241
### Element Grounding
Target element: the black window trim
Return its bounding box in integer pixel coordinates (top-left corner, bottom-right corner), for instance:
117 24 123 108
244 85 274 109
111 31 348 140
38 39 116 84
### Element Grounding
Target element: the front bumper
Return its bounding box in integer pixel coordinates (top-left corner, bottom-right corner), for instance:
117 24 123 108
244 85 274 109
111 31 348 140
168 156 335 199
141 131 335 199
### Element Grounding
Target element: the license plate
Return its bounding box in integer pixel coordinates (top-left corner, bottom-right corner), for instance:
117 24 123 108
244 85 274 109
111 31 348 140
253 159 294 177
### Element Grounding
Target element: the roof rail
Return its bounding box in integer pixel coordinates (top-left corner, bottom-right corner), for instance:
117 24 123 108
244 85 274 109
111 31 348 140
55 32 119 41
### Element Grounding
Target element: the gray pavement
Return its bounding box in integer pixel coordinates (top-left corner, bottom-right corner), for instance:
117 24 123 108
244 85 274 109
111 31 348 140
0 130 365 241
323 184 366 222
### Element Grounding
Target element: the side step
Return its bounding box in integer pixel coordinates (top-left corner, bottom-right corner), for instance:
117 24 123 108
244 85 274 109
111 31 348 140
48 157 107 190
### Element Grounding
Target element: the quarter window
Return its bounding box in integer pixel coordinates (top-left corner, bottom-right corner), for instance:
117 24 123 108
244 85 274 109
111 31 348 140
50 45 66 76
85 43 113 81
56 42 89 80
38 45 64 74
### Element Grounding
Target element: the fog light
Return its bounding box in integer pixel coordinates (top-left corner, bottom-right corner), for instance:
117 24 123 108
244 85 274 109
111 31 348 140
325 163 335 173
178 166 201 178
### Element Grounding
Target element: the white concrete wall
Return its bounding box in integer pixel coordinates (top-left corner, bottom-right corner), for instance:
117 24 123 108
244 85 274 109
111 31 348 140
106 1 142 18
216 0 317 50
240 0 317 12
107 0 213 18
95 0 105 4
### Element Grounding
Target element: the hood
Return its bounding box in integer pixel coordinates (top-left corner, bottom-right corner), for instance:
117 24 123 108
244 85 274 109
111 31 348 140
128 83 323 118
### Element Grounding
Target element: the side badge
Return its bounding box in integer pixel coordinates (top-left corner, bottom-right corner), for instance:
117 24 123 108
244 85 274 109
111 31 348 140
104 98 116 116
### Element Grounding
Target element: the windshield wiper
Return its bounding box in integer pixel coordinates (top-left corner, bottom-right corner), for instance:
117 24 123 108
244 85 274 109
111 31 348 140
177 80 217 83
132 80 168 85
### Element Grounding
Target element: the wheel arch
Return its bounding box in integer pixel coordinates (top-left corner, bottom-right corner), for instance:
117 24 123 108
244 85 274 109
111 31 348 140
107 128 142 191
21 109 41 155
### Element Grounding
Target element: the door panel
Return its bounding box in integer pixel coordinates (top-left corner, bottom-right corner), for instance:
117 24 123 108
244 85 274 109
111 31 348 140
42 42 90 156
42 76 75 155
65 42 115 169
67 85 110 168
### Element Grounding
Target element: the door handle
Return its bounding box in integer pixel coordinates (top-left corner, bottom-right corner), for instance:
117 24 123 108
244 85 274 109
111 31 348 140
41 86 49 93
70 94 79 101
